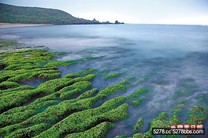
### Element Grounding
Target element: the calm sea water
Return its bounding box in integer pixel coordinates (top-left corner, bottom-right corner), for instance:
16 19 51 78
1 24 208 137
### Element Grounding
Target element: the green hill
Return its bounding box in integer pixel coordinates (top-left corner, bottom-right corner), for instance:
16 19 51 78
0 3 100 24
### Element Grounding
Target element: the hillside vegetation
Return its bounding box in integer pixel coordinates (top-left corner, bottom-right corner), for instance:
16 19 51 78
0 3 100 24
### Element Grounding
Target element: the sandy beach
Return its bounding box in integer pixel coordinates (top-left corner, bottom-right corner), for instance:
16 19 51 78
0 23 49 28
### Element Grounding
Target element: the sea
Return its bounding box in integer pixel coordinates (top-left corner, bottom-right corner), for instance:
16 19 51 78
0 24 208 137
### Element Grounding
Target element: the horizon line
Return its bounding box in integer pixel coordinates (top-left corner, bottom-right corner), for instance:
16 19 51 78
125 23 208 26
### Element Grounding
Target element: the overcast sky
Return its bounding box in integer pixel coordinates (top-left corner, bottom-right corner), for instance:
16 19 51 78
1 0 208 25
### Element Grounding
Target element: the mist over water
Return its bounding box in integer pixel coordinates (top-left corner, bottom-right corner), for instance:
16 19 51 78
1 24 208 137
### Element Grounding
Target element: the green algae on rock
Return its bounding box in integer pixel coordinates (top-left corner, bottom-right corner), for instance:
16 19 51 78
104 72 124 79
132 99 144 106
0 70 129 138
65 122 114 138
1 39 207 138
186 105 208 124
133 117 143 131
0 40 17 47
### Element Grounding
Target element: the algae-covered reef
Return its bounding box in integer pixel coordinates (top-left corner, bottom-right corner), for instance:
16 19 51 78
0 40 129 138
0 40 207 138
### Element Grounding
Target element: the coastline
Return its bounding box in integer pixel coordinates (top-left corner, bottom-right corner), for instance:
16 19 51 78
0 23 50 28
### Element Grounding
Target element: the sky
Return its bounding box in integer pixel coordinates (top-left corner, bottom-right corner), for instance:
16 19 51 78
0 0 208 25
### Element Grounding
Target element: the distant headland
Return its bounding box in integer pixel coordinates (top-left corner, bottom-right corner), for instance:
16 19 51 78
0 3 124 25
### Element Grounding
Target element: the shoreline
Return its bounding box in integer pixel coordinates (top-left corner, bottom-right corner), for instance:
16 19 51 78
0 23 206 29
0 23 50 28
0 23 119 28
